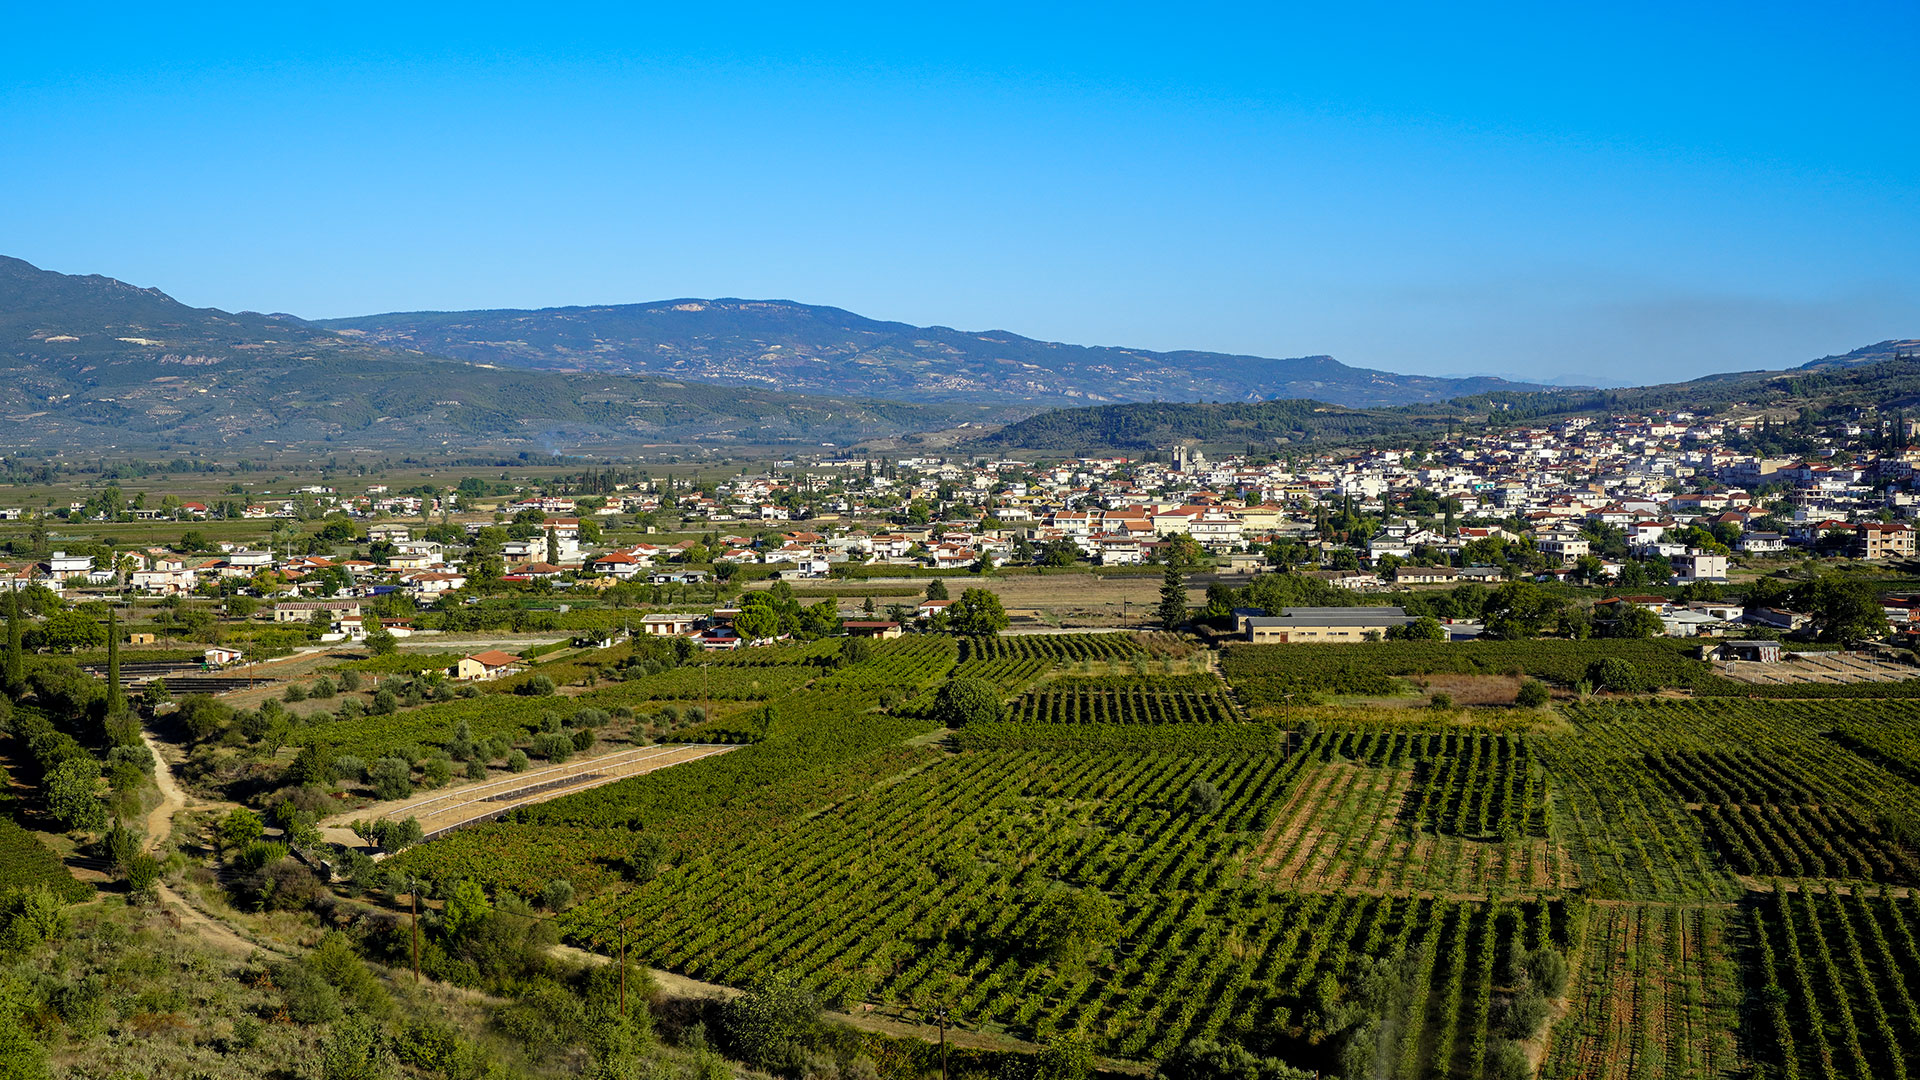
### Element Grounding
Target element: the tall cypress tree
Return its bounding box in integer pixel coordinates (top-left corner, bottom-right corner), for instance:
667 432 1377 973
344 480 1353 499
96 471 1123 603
3 589 22 696
107 607 123 708
1158 561 1188 631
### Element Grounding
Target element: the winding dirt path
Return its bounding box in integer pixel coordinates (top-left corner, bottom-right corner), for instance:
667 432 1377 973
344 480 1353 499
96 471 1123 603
139 726 297 957
139 728 192 853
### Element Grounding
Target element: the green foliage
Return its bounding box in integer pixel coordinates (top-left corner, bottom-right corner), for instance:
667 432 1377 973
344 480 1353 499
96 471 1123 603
1586 657 1647 694
0 828 91 907
1155 1039 1317 1080
1221 638 1712 702
220 807 265 851
367 757 415 801
1185 778 1222 815
43 758 104 832
719 973 822 1075
1515 679 1551 708
931 677 1002 728
1030 887 1119 966
442 879 491 940
942 587 1007 635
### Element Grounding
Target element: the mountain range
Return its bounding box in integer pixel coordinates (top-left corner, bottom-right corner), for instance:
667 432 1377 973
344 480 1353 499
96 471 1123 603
0 256 987 452
1 253 1912 455
318 299 1553 408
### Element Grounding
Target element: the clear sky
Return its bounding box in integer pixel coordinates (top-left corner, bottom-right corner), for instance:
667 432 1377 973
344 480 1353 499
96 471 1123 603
3 2 1915 386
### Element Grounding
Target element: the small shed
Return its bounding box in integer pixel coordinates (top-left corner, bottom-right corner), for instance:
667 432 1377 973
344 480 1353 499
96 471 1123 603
1706 640 1783 664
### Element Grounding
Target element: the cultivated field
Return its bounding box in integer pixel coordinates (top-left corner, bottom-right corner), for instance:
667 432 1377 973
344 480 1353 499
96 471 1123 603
370 637 1920 1077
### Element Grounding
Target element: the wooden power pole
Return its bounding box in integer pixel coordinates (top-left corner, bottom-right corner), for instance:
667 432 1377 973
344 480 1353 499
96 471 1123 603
411 887 420 984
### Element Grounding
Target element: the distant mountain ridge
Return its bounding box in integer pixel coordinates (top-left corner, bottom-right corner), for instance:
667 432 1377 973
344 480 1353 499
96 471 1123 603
976 351 1920 452
0 256 987 451
318 299 1556 408
4 253 1912 456
1799 339 1920 369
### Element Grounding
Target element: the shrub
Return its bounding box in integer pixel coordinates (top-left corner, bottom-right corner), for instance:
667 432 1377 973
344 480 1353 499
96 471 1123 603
1586 657 1647 694
531 733 572 763
1515 680 1551 708
540 878 575 911
465 759 487 781
1501 987 1551 1038
932 676 1002 727
519 675 557 697
506 750 530 773
367 757 414 801
420 757 453 789
1185 779 1222 815
274 960 343 1024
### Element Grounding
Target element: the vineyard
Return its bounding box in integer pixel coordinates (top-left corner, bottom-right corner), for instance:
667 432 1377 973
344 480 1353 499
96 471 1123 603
378 633 1920 1078
1542 904 1744 1080
1221 639 1716 704
1005 676 1240 725
1255 732 1573 900
1748 886 1920 1080
0 818 92 902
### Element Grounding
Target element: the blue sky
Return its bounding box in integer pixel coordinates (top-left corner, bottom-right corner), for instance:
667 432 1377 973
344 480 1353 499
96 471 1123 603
3 2 1915 386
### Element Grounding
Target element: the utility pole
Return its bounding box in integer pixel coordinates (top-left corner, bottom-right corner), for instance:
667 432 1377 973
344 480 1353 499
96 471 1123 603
411 886 420 984
935 1006 949 1080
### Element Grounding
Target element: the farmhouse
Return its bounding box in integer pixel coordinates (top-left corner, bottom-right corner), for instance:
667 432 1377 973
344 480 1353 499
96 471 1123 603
456 650 523 681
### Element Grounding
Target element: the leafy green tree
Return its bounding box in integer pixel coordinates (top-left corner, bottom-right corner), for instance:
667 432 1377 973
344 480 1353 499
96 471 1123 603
799 600 840 639
949 588 1009 635
1030 887 1119 966
33 610 105 653
1158 562 1188 630
1586 657 1647 694
924 578 949 601
1185 778 1222 815
1812 578 1889 644
45 758 105 832
1037 539 1079 567
1482 581 1560 640
367 757 414 800
221 807 265 851
1514 680 1551 708
442 879 491 939
1611 605 1665 639
932 676 1002 727
362 617 398 656
719 974 822 1075
1390 615 1447 641
735 605 781 643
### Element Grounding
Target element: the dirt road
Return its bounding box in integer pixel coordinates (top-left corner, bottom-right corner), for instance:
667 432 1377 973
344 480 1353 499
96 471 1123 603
319 742 736 843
